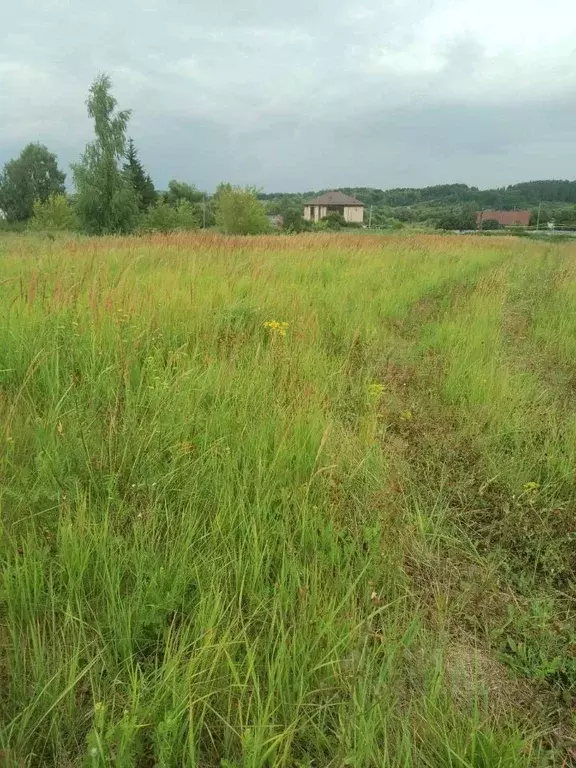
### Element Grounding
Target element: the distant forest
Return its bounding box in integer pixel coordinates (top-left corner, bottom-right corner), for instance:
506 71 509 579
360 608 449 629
260 180 576 229
260 180 576 208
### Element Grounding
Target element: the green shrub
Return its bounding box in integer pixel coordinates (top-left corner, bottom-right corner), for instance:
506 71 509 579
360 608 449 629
324 211 346 230
139 201 178 232
139 200 201 233
215 186 270 235
0 218 27 233
481 218 504 231
436 206 477 230
28 194 79 232
282 207 311 233
173 200 201 230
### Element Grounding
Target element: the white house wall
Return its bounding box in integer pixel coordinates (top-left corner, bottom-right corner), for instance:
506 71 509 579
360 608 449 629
304 204 364 223
344 206 364 223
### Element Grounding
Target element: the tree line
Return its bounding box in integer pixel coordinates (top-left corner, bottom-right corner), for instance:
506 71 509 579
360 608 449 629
261 180 576 210
4 74 575 235
262 181 576 231
0 75 271 236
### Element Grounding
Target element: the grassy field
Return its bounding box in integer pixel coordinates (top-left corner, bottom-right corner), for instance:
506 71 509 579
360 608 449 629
0 232 575 767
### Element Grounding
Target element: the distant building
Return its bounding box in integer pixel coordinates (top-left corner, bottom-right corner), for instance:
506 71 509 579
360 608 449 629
304 191 364 224
477 210 531 228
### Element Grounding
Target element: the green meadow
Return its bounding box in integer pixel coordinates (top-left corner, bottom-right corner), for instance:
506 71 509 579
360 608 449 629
0 232 574 767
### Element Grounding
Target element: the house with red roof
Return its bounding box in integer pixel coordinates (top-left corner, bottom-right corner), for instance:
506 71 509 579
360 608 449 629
477 210 531 228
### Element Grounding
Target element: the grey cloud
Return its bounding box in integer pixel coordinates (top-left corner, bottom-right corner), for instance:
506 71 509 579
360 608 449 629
1 0 575 191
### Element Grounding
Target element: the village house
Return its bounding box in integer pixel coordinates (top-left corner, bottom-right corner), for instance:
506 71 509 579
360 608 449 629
303 191 365 224
477 210 531 228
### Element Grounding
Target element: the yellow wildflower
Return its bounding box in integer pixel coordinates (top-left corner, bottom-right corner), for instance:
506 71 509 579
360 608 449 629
263 320 289 337
523 481 540 493
367 383 385 399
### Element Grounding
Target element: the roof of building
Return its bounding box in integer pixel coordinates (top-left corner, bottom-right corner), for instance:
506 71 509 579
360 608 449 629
306 191 365 207
477 210 531 226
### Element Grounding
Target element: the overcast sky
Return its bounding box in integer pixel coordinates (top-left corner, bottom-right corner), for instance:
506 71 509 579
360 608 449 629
1 0 575 192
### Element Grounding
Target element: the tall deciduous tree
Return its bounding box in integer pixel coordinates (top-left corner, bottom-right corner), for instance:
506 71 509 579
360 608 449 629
0 143 66 221
123 138 157 210
72 74 139 234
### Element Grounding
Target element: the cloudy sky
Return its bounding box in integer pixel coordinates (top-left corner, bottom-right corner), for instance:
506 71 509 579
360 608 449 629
1 0 575 192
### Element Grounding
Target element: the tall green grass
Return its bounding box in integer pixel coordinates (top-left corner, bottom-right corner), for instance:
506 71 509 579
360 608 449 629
0 232 572 766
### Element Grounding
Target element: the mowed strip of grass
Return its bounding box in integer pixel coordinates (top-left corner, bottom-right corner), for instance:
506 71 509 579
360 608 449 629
374 246 576 748
0 232 567 766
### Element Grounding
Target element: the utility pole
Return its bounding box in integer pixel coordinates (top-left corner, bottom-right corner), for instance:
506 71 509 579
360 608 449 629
368 205 373 229
203 196 207 228
536 201 542 230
